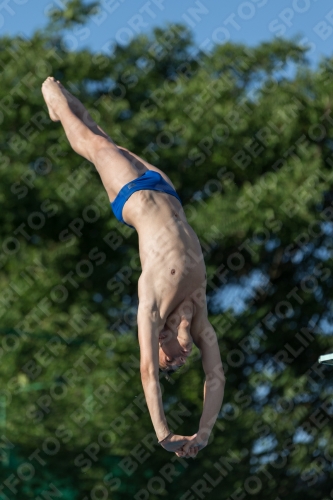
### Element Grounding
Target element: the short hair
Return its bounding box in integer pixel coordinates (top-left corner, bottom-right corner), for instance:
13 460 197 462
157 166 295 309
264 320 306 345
159 367 172 376
159 366 181 381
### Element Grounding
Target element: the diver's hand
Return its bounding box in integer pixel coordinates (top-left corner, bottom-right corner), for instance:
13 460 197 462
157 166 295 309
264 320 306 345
175 432 209 458
159 433 188 452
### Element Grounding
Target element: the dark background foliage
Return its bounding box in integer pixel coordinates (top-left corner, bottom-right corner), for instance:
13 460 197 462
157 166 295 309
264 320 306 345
1 1 333 498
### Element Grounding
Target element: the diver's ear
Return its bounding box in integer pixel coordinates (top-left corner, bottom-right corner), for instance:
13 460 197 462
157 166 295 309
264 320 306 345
159 331 168 341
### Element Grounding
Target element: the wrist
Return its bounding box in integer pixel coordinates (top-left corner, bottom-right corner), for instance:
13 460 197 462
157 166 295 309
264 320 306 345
157 431 172 444
197 426 211 441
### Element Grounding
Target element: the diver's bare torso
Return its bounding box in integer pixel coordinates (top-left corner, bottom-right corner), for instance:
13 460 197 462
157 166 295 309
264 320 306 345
123 189 207 325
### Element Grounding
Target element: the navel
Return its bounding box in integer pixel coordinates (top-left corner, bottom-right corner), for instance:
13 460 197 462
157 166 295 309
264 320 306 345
171 269 176 275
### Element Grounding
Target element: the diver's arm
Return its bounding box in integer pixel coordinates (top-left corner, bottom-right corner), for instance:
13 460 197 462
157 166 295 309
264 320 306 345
198 321 226 436
138 305 189 451
137 304 170 441
191 308 226 438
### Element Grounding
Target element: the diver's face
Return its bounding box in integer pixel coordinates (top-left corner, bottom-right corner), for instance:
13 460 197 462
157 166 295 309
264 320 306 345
158 331 192 370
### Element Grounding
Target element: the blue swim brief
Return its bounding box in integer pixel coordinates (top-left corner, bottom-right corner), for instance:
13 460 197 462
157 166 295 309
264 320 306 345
110 170 182 228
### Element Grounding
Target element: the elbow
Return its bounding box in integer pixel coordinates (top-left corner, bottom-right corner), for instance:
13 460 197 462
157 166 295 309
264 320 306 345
205 369 226 386
140 365 158 380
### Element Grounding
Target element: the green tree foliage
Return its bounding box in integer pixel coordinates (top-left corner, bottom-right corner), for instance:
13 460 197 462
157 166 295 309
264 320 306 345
1 2 333 499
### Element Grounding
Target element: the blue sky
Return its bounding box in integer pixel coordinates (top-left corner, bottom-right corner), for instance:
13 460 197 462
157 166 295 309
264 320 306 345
2 0 333 66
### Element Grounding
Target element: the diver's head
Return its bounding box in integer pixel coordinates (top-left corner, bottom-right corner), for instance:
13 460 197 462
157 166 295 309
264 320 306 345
158 329 192 373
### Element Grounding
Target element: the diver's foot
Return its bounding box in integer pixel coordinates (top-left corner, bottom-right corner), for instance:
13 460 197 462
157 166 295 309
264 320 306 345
57 81 88 119
41 77 68 122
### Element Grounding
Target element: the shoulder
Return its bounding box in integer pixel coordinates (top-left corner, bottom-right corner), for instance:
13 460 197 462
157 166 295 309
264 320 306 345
190 304 223 376
137 272 165 320
138 273 158 310
188 299 210 349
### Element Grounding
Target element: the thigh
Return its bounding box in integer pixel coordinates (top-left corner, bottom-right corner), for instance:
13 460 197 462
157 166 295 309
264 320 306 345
93 141 149 202
118 147 176 191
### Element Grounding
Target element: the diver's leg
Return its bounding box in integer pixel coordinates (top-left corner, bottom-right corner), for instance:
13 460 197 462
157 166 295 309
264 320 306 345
119 147 176 190
56 81 114 143
56 82 176 190
41 77 146 201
